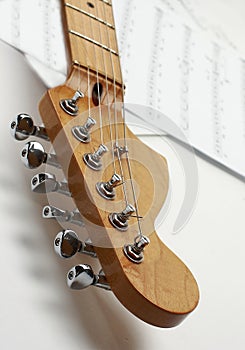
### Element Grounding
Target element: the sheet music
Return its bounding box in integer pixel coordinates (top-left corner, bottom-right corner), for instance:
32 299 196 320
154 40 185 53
0 0 244 177
0 0 67 86
118 0 245 177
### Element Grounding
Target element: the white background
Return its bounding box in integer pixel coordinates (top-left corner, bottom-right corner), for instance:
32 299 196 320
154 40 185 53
0 3 245 349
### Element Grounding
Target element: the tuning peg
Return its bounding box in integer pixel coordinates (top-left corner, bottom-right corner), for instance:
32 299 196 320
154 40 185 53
67 264 111 291
21 141 61 169
83 144 108 171
96 173 122 200
60 90 84 116
31 172 71 196
42 206 84 227
124 235 150 263
109 204 135 231
54 229 96 258
10 113 49 141
72 116 96 143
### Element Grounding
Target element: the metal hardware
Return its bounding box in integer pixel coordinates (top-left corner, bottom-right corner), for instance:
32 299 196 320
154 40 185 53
54 229 96 258
21 141 61 169
60 90 84 116
123 236 150 263
96 173 122 200
100 0 112 6
114 144 128 157
31 172 71 196
10 113 49 141
83 144 108 171
69 30 119 56
67 264 111 291
72 117 96 143
42 205 84 227
109 204 135 231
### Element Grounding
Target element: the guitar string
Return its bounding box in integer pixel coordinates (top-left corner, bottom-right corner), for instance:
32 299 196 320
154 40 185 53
104 0 144 237
101 0 129 205
94 2 116 174
66 2 91 119
88 5 104 146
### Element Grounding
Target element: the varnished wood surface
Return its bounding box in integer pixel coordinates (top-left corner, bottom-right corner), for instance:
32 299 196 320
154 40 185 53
62 0 122 84
36 0 199 327
39 67 199 327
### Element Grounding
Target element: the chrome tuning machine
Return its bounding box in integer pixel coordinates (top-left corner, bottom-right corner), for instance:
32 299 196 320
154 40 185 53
31 173 71 196
96 173 122 200
124 236 150 263
60 90 84 116
67 264 110 291
42 206 84 227
83 144 108 171
21 141 60 169
72 116 96 143
10 113 49 141
54 229 96 258
109 204 135 231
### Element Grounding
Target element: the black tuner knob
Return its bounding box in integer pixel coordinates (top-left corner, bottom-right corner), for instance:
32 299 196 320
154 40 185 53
10 113 49 141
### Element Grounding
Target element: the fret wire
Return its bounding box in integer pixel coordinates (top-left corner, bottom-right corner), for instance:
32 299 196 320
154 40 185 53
68 30 119 56
100 0 112 6
65 3 115 29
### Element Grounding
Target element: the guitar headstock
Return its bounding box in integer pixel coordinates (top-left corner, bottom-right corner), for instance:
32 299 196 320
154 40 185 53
10 0 199 328
11 65 199 327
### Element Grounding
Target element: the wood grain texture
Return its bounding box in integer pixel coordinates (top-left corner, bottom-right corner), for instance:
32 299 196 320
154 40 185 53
37 0 199 327
62 0 122 84
38 66 199 327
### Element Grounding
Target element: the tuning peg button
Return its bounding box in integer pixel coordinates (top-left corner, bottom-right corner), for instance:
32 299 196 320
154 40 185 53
10 113 49 141
42 206 84 227
67 264 110 291
54 230 96 258
21 141 61 169
31 173 71 196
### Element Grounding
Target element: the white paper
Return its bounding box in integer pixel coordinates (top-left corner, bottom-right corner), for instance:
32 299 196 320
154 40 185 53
0 0 244 177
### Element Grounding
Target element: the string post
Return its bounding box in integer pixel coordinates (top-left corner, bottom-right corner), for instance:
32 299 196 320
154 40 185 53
96 173 122 200
123 236 150 264
60 90 84 116
109 204 135 231
83 144 108 171
72 116 96 143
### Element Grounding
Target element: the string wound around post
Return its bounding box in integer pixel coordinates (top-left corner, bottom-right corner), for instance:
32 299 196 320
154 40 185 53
123 235 150 264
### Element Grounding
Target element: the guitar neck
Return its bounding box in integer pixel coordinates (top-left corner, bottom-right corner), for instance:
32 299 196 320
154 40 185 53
62 0 123 86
